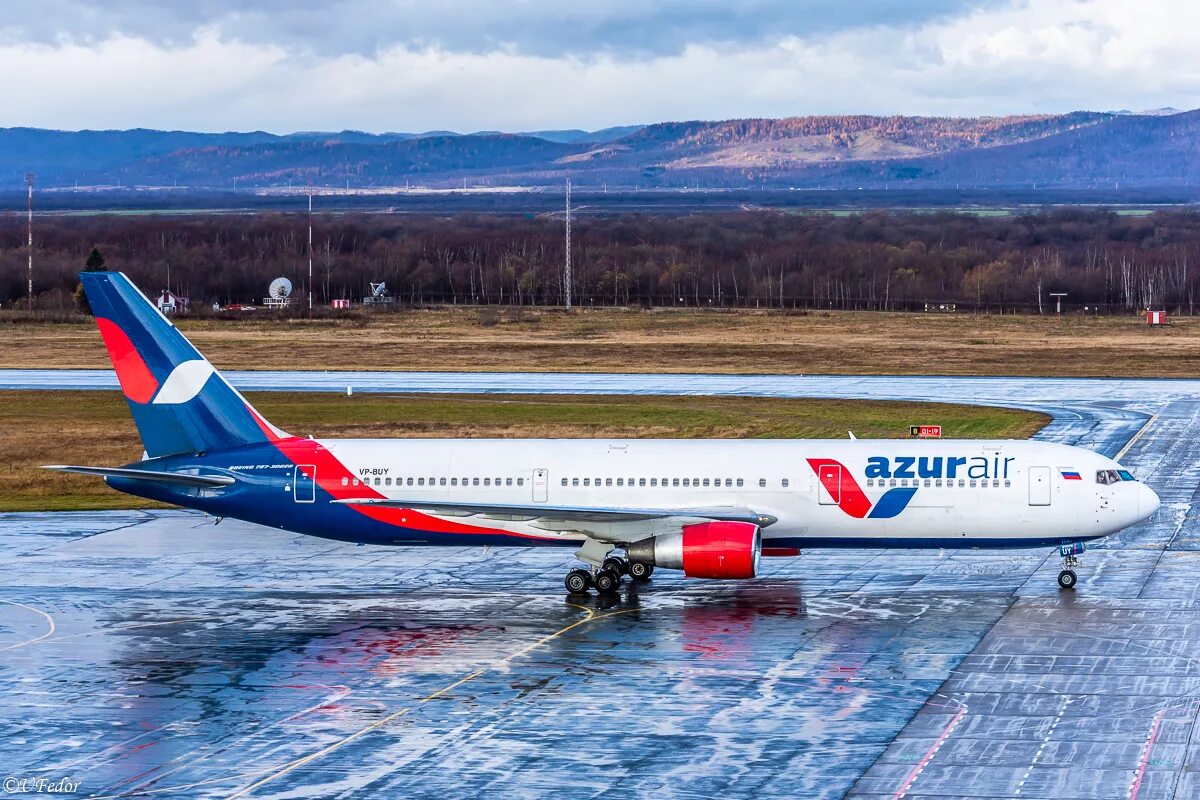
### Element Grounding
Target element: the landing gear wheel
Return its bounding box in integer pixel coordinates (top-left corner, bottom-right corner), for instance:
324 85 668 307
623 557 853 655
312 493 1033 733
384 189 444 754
1057 569 1078 590
628 562 654 581
603 556 629 576
565 569 592 594
593 569 621 595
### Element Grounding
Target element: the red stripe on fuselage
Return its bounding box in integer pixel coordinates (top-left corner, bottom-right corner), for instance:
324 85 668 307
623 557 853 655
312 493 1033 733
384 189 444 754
807 458 872 518
95 317 159 404
268 431 556 541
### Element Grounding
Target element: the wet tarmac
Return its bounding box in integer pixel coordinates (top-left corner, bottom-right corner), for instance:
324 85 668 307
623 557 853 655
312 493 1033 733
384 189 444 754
1 373 1197 799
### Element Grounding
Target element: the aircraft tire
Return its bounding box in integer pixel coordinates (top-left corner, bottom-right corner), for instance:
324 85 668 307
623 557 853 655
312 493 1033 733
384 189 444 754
594 569 621 595
629 562 654 581
565 569 592 594
1057 569 1077 590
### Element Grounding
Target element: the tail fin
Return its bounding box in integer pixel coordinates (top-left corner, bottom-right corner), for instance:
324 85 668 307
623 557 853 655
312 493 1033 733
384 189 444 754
81 271 289 458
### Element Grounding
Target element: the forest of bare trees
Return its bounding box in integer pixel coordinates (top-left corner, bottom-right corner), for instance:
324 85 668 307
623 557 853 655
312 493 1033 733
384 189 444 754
3 208 1200 313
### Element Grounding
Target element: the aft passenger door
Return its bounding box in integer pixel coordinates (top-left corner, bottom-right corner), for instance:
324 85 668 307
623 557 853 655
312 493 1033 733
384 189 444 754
533 469 548 503
294 465 316 503
1028 466 1051 506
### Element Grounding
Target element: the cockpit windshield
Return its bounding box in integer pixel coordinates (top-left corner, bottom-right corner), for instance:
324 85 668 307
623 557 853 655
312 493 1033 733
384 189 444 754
1098 469 1136 484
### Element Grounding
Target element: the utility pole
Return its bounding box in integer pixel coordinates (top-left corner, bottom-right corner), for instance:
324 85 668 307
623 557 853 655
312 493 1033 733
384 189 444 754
564 178 572 309
307 182 314 312
25 173 34 308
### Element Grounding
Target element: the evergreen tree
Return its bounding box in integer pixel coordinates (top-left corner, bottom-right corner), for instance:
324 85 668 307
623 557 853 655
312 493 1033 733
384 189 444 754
75 247 108 315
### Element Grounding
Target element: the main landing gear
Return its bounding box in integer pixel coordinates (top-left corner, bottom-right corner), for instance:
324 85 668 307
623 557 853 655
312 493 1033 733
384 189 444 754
564 552 655 595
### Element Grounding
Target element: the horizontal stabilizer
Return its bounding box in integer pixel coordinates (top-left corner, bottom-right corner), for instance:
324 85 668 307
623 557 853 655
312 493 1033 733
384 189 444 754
42 465 235 488
335 498 775 527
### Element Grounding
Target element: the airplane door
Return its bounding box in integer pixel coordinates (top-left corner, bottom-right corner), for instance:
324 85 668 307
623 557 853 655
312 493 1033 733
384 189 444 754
533 469 548 502
294 465 315 503
1028 466 1051 506
817 464 841 505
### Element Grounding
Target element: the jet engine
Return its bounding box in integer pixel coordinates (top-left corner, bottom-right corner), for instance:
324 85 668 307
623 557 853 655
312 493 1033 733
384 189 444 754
626 521 762 579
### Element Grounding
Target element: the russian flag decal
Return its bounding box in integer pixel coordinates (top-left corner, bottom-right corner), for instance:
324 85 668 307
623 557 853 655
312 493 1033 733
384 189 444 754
1060 469 1082 481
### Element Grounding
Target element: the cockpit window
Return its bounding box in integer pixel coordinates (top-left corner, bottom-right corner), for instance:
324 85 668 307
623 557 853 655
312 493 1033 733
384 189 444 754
1118 470 1135 481
1096 470 1122 485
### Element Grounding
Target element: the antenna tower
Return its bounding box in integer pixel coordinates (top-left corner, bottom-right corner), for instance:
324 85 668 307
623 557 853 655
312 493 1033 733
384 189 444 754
564 178 572 308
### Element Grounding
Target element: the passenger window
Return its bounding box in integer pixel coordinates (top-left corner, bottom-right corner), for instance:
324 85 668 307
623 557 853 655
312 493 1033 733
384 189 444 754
561 478 568 487
418 478 424 486
725 479 732 487
584 478 590 487
924 479 931 487
606 478 613 487
450 478 456 486
505 478 512 486
484 478 491 486
1004 480 1011 487
352 478 360 486
673 478 680 487
970 480 977 487
385 477 392 486
517 478 524 486
572 478 579 486
683 479 690 487
958 479 965 487
374 477 381 486
737 479 744 487
341 477 349 486
781 479 789 488
935 479 942 487
473 478 480 486
640 478 646 487
407 477 414 486
703 479 710 487
758 478 766 487
616 478 624 487
438 478 445 486
650 478 657 486
889 479 897 487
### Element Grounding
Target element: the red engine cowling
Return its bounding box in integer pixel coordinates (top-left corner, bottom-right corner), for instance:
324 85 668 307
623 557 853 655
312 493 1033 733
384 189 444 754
625 521 762 579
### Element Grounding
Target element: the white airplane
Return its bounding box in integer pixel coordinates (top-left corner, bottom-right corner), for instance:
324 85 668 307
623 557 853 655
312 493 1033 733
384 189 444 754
49 272 1160 594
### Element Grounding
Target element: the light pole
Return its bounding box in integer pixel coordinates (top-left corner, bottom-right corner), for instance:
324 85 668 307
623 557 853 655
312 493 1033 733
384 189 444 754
307 182 313 312
25 173 33 309
564 178 572 309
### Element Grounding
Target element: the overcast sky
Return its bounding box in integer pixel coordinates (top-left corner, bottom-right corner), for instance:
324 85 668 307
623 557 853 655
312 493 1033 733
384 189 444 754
0 0 1195 132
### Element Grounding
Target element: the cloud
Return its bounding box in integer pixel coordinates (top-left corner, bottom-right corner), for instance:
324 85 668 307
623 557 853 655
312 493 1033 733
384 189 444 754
0 0 1196 132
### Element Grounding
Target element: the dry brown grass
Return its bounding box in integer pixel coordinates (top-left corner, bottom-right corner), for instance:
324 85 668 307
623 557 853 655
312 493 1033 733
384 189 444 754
2 308 1198 377
0 390 1045 511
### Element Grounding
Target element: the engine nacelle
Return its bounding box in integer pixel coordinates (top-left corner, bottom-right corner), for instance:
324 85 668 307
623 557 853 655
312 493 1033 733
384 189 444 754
626 521 762 579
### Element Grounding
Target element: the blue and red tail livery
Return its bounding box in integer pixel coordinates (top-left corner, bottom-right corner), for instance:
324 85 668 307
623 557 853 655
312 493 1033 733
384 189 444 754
81 271 288 458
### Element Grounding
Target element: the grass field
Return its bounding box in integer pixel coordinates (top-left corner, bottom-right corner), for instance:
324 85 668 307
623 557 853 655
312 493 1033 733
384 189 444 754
2 307 1198 377
0 390 1047 511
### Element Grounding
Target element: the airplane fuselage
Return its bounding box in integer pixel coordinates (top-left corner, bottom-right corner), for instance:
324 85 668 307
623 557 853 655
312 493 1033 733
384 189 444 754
110 436 1156 552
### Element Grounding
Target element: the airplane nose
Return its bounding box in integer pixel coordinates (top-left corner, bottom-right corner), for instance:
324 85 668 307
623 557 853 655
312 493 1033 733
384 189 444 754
1138 483 1161 520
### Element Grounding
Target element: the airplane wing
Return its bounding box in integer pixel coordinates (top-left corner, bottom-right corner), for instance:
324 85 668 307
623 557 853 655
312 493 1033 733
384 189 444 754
335 497 776 527
42 465 236 488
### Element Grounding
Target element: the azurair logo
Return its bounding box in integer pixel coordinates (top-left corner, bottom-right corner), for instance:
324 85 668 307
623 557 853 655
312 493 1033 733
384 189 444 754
807 458 917 519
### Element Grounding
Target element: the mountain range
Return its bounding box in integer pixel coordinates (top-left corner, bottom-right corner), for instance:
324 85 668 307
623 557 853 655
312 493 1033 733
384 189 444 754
3 110 1198 191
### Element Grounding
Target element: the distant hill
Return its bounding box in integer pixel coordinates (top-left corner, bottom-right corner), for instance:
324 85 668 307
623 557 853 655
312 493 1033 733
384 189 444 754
3 110 1197 190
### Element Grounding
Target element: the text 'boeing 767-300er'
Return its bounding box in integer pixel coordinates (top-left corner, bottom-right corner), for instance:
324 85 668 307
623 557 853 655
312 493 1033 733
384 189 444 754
47 272 1160 594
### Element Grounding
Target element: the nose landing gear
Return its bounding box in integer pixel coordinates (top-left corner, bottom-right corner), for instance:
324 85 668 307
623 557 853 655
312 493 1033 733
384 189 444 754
1057 542 1084 590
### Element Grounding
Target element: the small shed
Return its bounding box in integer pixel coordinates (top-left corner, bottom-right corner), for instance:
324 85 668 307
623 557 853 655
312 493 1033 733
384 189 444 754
1146 310 1168 326
156 290 189 315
